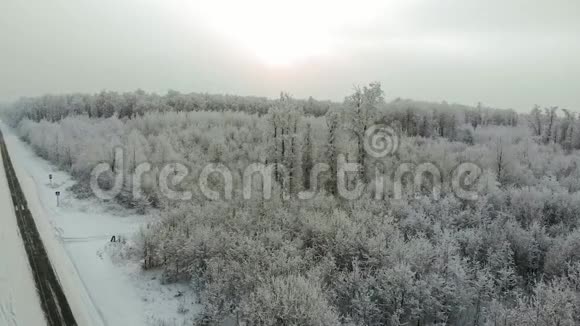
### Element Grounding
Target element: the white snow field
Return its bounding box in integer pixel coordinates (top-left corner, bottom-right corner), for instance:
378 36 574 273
0 149 47 326
0 122 200 326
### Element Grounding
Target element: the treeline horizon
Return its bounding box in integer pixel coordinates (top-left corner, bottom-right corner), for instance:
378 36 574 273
3 87 519 120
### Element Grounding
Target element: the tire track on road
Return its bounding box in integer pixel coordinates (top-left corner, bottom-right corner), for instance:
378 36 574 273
0 129 77 326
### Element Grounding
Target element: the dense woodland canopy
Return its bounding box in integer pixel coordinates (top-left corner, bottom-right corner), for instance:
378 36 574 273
2 85 580 326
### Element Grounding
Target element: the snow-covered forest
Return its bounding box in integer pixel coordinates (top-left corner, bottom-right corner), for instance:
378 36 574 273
2 84 580 326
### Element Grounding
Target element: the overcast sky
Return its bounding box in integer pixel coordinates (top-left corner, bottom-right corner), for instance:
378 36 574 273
1 0 579 111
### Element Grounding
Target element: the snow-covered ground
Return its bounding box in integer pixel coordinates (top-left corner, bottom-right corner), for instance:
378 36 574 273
0 123 200 326
0 149 47 326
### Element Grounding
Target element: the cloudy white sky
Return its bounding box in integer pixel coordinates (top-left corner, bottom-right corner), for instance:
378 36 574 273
1 0 579 111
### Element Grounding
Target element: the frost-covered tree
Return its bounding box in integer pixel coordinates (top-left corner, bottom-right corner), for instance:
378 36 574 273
344 82 385 182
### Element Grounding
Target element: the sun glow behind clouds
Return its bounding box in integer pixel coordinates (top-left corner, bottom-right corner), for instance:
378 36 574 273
190 0 401 66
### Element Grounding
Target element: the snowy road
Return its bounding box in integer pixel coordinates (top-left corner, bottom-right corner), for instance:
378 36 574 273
0 129 76 325
0 122 200 325
0 136 46 325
